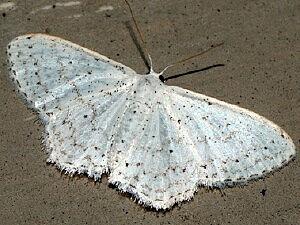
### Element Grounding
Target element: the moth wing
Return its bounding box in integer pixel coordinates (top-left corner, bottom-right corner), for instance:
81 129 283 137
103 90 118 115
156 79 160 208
104 79 197 209
46 74 139 179
7 33 140 179
7 33 137 121
167 86 295 187
107 83 295 209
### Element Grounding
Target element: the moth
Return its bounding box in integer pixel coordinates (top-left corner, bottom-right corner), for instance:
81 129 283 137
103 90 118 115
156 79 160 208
6 2 295 210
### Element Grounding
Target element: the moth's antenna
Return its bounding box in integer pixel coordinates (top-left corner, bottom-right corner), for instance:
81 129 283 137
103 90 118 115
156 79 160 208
124 0 153 72
159 42 224 75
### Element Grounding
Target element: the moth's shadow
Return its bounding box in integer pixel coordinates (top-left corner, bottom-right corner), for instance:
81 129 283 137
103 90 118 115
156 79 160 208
124 21 151 72
163 64 225 82
124 22 224 80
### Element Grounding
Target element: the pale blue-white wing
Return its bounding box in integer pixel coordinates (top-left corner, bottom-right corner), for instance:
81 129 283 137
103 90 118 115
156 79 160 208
46 74 139 179
105 77 295 209
7 33 140 180
166 86 295 187
7 33 137 122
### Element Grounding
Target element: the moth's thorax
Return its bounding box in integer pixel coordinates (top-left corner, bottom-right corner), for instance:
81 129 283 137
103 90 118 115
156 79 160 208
131 72 165 96
146 71 160 78
138 72 163 87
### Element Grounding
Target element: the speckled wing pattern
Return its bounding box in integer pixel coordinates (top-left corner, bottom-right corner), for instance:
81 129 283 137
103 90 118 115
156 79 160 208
7 34 296 210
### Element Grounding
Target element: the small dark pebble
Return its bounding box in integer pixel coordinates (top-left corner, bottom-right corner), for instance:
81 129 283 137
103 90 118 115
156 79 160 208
45 28 51 34
260 189 267 196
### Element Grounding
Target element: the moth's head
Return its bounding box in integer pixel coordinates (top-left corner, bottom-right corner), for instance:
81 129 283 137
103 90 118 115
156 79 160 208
148 70 165 83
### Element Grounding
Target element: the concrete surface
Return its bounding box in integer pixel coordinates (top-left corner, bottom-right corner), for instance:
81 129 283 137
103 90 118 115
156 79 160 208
0 0 299 224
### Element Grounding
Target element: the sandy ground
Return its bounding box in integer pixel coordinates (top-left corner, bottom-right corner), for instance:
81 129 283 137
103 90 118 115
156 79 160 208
0 0 299 224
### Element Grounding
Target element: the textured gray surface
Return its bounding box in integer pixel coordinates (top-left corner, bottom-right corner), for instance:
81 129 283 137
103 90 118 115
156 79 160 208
0 0 299 224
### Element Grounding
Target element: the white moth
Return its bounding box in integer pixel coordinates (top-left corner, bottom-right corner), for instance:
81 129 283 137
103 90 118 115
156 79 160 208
7 33 295 210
